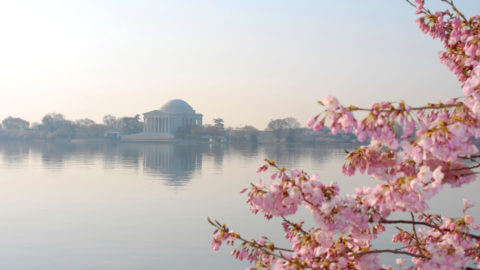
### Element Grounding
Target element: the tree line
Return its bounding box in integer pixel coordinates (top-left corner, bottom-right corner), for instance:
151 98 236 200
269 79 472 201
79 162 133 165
0 114 355 143
0 113 143 140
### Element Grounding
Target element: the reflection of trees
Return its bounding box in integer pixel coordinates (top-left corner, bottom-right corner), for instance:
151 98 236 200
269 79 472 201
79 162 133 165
102 143 142 170
0 141 30 167
34 141 76 170
143 144 206 186
28 141 141 171
208 144 226 167
228 142 260 160
0 141 357 187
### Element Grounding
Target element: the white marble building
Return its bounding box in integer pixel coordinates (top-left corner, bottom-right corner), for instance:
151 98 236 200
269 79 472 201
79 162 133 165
123 99 203 141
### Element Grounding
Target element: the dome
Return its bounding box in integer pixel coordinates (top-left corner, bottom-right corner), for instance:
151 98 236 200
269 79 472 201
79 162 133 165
160 99 195 114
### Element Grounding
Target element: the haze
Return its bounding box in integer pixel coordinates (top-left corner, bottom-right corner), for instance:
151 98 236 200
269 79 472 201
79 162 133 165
0 0 477 128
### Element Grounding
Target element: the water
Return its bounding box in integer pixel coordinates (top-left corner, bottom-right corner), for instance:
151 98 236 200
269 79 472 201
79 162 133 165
0 141 477 269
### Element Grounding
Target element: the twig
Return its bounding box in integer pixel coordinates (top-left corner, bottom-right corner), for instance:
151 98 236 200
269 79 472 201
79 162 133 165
411 212 426 257
440 0 468 23
207 217 294 254
281 216 308 236
357 248 426 258
379 218 480 241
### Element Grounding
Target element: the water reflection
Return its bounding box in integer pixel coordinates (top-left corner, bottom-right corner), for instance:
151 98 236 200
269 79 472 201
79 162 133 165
0 141 353 186
143 144 204 186
102 143 142 170
0 140 459 269
0 141 29 167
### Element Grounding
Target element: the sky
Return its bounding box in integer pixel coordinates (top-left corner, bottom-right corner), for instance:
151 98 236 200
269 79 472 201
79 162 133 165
0 0 478 129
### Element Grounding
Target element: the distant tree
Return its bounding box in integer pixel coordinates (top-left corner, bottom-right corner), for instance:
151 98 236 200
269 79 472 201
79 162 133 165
75 118 96 126
74 118 107 138
40 113 76 139
119 114 143 135
284 117 300 129
231 125 259 143
103 115 119 130
214 118 224 130
2 116 29 130
266 117 301 141
266 117 300 131
41 113 66 132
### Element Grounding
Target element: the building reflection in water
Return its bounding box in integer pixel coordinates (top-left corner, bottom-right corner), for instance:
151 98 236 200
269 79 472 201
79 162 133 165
143 144 205 187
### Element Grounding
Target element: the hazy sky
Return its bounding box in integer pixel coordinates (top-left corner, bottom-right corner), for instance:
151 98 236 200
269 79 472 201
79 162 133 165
0 0 477 129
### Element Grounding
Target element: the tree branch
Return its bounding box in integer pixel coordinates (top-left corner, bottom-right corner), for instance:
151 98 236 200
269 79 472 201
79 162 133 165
411 212 426 257
440 0 468 23
378 218 480 241
357 248 426 258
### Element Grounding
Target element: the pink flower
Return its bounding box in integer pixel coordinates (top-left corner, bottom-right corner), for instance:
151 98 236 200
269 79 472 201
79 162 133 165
462 198 474 213
321 95 339 111
465 214 474 225
307 116 317 127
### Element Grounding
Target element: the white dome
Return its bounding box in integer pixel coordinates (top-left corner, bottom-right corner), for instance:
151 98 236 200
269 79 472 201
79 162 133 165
160 99 195 114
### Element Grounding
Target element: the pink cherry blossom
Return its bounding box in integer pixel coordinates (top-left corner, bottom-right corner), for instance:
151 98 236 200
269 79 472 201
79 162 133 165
210 1 480 269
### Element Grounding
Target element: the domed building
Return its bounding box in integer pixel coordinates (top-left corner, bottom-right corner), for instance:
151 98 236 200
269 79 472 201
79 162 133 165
122 99 203 141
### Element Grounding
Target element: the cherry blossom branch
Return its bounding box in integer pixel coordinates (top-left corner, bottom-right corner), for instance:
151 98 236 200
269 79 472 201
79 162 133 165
342 102 462 113
404 0 432 15
411 212 426 257
379 218 480 241
207 217 294 254
281 216 308 236
448 163 480 172
440 0 468 22
358 248 425 258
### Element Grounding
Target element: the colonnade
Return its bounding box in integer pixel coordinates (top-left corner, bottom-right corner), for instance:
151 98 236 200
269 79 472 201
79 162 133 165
181 117 202 127
144 115 203 133
144 117 172 133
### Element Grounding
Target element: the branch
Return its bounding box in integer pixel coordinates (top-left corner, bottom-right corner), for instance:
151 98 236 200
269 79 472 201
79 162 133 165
447 163 480 172
440 0 468 23
345 102 462 113
207 217 294 254
357 248 426 258
281 216 308 236
411 212 426 257
404 0 432 15
460 155 480 159
379 218 480 241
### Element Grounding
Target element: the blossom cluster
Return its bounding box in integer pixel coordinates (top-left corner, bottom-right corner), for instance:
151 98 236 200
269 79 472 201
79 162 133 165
210 1 480 269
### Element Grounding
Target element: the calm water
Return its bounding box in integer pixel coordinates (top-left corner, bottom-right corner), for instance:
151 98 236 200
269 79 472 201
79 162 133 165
0 141 478 269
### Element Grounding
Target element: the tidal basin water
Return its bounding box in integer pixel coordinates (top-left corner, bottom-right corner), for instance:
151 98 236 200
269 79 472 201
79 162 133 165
0 141 478 269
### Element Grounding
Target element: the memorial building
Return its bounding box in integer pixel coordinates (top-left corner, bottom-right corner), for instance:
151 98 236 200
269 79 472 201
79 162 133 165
122 99 202 141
